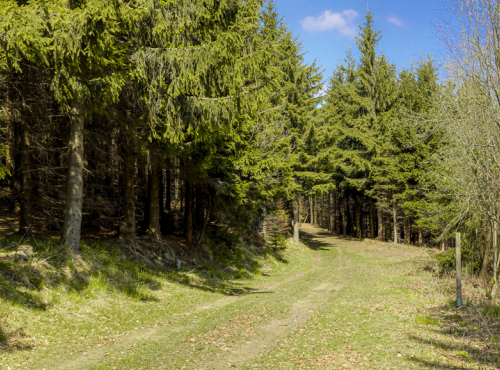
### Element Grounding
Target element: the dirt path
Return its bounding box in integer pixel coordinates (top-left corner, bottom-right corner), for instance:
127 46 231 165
197 225 421 369
58 254 324 370
32 225 500 370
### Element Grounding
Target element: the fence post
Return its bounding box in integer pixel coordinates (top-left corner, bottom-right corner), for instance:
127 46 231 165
456 232 462 307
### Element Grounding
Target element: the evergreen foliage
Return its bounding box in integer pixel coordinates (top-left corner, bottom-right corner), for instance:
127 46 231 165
0 1 495 289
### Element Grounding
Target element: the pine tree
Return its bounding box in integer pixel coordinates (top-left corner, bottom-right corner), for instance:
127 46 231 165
318 10 397 238
371 58 441 244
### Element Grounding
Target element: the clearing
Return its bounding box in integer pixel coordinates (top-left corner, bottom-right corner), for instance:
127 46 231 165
2 224 500 369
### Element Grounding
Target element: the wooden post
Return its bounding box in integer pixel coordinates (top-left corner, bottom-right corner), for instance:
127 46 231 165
456 232 462 307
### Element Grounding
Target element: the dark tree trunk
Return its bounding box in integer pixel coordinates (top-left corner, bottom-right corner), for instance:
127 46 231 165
309 196 314 225
320 195 325 228
355 196 362 239
369 198 375 238
120 139 136 239
12 121 21 214
340 197 346 235
18 117 32 235
146 151 161 240
61 101 85 252
166 164 172 211
335 192 340 234
293 192 299 243
329 192 333 231
194 184 202 229
346 198 353 236
184 179 193 244
6 119 14 190
159 168 171 234
393 198 398 244
141 154 150 229
378 206 384 239
404 215 410 244
159 168 165 218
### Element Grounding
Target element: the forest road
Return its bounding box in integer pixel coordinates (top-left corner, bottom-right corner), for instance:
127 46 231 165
51 224 480 370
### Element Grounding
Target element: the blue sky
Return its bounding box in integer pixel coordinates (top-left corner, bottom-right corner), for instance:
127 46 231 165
273 0 445 82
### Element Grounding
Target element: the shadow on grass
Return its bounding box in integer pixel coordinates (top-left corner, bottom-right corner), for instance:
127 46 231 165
166 272 277 297
0 226 331 317
0 231 292 312
408 335 496 369
407 300 500 369
407 356 471 369
0 235 163 314
0 323 33 353
163 250 290 296
299 228 338 251
165 226 341 296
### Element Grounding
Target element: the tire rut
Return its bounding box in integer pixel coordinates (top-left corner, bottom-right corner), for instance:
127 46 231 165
53 243 323 369
199 228 353 369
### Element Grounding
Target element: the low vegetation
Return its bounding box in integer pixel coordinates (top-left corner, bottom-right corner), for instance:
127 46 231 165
0 226 498 369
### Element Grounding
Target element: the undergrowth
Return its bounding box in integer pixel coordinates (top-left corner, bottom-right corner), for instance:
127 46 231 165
0 229 291 310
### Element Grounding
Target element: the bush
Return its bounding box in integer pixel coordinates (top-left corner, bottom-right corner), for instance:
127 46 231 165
434 244 482 273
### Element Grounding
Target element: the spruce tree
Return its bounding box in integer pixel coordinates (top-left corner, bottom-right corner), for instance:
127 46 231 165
371 58 441 244
318 10 397 238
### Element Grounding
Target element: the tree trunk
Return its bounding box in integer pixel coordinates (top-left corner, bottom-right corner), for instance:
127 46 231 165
404 215 410 244
310 196 314 225
341 199 347 235
480 228 491 283
329 192 334 231
18 118 32 235
184 179 193 244
159 168 165 218
61 101 85 252
140 154 150 228
120 139 136 239
355 196 361 239
6 119 14 189
369 198 375 238
378 206 383 239
322 195 325 228
166 164 172 211
298 195 302 225
333 191 340 235
492 221 499 298
335 192 341 234
12 121 21 214
418 227 423 247
393 198 398 244
346 199 353 236
293 193 299 243
194 184 205 229
146 151 161 240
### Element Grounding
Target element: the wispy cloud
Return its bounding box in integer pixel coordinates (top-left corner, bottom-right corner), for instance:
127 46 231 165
300 10 359 36
387 16 404 27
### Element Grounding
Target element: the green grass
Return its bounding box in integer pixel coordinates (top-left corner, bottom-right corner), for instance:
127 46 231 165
483 305 500 319
0 232 315 369
1 227 499 369
415 314 440 326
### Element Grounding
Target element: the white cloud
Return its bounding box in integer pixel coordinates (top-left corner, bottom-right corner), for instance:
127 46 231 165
387 16 404 27
300 10 359 36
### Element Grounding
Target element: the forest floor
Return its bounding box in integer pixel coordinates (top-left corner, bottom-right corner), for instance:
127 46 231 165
1 224 500 369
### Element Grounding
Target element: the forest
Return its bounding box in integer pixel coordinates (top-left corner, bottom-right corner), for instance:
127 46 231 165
1 0 500 311
3 0 500 369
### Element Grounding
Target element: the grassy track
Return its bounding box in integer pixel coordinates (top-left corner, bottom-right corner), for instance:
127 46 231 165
1 225 500 369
